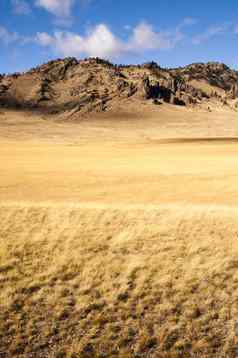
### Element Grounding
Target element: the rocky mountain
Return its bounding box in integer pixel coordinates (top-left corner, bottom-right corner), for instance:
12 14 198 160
1 57 238 117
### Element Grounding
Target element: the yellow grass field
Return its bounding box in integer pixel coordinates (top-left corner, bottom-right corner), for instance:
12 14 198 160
1 106 238 356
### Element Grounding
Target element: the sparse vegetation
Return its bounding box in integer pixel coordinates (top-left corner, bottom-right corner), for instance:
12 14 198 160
1 58 238 116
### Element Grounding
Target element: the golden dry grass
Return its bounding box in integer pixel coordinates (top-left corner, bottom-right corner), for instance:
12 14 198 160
1 107 238 356
1 137 238 205
1 203 238 357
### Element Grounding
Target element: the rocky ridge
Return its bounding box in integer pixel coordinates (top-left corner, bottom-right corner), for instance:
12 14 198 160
1 57 238 117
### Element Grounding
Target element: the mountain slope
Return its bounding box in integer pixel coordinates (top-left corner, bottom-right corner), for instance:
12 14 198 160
1 57 238 117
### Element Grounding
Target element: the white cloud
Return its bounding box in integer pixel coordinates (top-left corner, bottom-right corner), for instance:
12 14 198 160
180 17 197 27
12 0 31 15
124 25 132 31
0 26 33 46
36 32 54 46
192 25 227 45
36 24 124 58
128 22 174 51
233 25 238 34
82 24 124 58
0 26 20 44
35 0 74 18
36 22 184 59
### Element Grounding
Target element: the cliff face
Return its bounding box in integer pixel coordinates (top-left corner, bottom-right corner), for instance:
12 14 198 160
1 57 238 116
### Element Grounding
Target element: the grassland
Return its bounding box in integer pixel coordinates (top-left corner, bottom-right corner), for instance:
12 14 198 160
1 106 238 357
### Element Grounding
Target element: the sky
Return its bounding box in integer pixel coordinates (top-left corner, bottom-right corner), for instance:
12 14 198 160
1 0 238 73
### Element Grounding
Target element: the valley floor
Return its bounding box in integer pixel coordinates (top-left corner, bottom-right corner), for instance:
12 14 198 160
1 106 238 356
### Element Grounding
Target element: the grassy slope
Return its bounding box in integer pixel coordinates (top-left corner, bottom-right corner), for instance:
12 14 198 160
1 203 238 357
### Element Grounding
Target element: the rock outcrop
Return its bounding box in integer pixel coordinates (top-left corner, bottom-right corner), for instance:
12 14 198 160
0 57 238 116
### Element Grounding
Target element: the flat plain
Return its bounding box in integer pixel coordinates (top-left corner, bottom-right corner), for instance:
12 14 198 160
1 105 238 357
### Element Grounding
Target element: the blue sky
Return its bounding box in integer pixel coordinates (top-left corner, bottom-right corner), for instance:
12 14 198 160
1 0 238 73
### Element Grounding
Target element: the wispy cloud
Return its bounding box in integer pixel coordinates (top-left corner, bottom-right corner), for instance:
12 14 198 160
177 17 197 30
128 22 179 51
12 0 31 15
172 17 197 45
0 26 33 46
233 24 238 34
192 24 228 45
35 0 74 21
0 26 20 44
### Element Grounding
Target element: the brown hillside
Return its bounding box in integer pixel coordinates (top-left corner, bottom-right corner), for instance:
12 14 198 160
1 58 238 117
